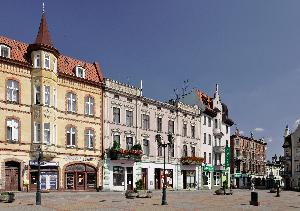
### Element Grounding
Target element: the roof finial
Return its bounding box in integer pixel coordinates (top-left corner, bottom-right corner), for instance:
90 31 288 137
42 2 45 14
216 83 219 93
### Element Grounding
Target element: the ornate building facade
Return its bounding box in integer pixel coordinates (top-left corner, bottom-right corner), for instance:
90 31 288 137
0 11 104 192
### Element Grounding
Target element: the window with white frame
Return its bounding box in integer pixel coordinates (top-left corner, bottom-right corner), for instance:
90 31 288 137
45 54 50 69
208 134 212 145
34 53 41 68
183 123 187 136
85 96 94 116
44 85 50 106
183 145 188 157
53 124 57 145
67 126 76 147
113 134 120 146
53 88 57 108
142 114 150 130
126 110 133 127
126 137 133 150
214 119 218 129
6 119 19 142
0 44 10 58
203 116 207 125
6 80 19 103
53 57 57 73
203 133 207 144
113 107 120 124
208 117 211 127
85 129 94 149
168 120 174 134
67 92 76 112
226 125 229 134
76 66 85 78
191 146 195 157
213 172 220 186
34 122 41 143
35 85 41 105
143 139 149 156
191 125 195 138
157 117 162 132
44 123 50 144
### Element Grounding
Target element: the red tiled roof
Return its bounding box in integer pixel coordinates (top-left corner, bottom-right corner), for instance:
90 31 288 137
0 35 103 83
35 14 53 47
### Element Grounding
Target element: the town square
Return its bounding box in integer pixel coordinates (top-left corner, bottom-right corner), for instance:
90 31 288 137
1 0 300 210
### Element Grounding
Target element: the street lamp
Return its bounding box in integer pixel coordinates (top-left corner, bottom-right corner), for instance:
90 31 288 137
36 145 42 205
155 133 174 206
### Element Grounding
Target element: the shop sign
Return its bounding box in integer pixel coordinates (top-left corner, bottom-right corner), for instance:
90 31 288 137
64 156 95 162
203 165 214 172
225 146 230 168
241 173 249 177
29 161 59 167
234 173 242 178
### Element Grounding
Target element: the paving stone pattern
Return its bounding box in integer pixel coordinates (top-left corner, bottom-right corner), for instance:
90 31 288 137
0 189 300 211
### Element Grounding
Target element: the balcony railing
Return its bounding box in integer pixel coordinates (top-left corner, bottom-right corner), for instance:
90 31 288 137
213 146 225 153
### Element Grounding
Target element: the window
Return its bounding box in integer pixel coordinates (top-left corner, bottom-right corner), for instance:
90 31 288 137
157 117 162 132
203 116 207 125
114 94 119 99
143 102 148 107
209 153 212 164
53 88 57 107
75 66 85 78
183 145 188 157
142 114 150 130
44 123 50 144
113 166 125 186
113 107 120 124
44 86 50 106
53 58 57 73
204 152 207 163
168 120 174 134
113 134 120 146
143 139 149 156
191 125 195 138
127 98 132 102
215 119 218 129
85 96 94 116
67 126 76 147
208 118 211 127
34 54 41 68
203 133 206 144
208 134 212 145
6 119 19 142
191 146 195 157
226 140 228 146
53 124 57 145
126 137 133 150
183 123 187 136
126 110 133 127
34 122 41 143
213 172 220 186
85 129 94 149
0 45 10 58
226 125 229 134
169 144 175 157
157 143 162 157
67 93 76 112
6 80 19 103
35 85 41 105
45 54 50 69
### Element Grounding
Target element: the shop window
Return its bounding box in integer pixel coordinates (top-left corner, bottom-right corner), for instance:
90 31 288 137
213 172 220 186
113 166 125 186
202 172 209 185
6 80 19 103
113 107 120 124
6 119 19 142
67 92 76 112
85 129 94 149
85 96 94 116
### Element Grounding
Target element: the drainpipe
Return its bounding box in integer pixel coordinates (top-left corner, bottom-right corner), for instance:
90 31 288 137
101 83 105 190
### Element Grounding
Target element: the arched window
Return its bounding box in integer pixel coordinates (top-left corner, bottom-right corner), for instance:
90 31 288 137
85 129 94 149
66 126 76 147
85 96 94 116
7 118 19 142
66 92 76 112
6 80 19 103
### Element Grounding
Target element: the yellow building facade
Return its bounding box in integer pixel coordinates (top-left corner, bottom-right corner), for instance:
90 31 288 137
0 12 104 192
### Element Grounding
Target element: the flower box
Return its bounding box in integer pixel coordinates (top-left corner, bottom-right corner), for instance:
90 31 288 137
181 156 204 165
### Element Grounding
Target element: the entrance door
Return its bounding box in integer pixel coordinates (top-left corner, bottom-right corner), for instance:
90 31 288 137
5 161 20 191
142 168 148 190
183 170 187 189
76 173 85 190
155 168 161 189
126 167 133 190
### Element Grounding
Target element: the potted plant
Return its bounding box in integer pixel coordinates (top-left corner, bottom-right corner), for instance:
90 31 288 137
0 192 15 203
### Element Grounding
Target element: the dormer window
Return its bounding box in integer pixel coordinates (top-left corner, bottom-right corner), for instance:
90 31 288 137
45 54 50 69
0 44 11 58
76 66 85 78
34 53 41 68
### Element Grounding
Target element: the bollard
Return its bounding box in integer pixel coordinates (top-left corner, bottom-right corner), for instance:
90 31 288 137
249 192 260 206
276 185 280 197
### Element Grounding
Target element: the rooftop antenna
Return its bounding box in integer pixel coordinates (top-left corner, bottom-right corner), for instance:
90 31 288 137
42 2 45 13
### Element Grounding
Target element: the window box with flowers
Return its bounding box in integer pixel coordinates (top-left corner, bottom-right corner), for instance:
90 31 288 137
109 141 143 161
180 156 205 165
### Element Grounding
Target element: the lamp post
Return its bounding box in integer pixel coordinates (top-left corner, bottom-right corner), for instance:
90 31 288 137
36 146 42 205
156 134 174 205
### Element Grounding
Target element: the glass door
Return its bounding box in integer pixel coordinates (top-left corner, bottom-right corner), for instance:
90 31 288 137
66 173 74 190
76 173 85 190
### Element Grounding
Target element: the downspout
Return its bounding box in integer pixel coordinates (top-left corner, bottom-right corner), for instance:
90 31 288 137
101 82 105 190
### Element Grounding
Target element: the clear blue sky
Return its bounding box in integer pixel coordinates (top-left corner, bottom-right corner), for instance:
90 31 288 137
2 0 300 159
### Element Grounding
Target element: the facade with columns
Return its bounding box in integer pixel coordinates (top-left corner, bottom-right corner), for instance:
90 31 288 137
0 12 104 192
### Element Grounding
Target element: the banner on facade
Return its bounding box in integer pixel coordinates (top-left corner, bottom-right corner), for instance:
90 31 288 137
225 146 230 168
203 165 214 172
29 161 59 167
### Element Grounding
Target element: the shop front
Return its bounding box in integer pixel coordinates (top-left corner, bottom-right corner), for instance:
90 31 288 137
155 168 173 189
202 165 214 189
64 163 97 191
29 161 59 191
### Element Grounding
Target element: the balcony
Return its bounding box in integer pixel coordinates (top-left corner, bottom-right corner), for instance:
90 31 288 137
213 146 225 153
109 143 143 161
214 164 225 171
213 128 223 137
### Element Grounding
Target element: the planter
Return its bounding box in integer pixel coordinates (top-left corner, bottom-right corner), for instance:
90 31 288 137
125 190 138 199
215 189 233 195
0 192 15 203
136 190 152 198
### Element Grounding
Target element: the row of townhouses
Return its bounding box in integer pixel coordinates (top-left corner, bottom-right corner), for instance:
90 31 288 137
0 10 236 192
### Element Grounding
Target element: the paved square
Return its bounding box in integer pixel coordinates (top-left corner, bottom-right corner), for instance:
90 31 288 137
1 189 300 211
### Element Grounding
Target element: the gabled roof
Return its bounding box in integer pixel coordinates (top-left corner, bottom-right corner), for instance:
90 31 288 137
35 13 53 47
0 35 103 84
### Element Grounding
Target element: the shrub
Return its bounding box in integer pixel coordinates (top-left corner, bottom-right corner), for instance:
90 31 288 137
135 179 143 190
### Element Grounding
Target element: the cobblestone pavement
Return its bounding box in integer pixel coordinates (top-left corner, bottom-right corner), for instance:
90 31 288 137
1 189 300 211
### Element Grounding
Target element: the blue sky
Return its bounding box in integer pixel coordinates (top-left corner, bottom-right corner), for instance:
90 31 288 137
2 0 300 159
